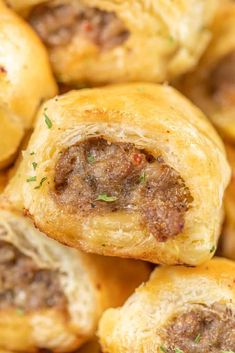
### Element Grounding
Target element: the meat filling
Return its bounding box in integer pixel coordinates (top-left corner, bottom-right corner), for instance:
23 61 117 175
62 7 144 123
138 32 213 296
210 51 235 106
163 303 235 353
0 240 66 312
54 137 192 242
28 2 129 49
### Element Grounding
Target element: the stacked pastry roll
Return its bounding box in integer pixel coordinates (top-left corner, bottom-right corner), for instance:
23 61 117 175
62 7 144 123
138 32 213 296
4 83 230 265
179 1 235 141
7 0 218 86
98 258 235 353
0 0 57 169
0 207 149 352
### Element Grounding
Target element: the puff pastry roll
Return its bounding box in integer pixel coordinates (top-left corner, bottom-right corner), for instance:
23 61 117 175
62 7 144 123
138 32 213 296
98 258 235 353
11 0 217 86
0 0 57 169
219 143 235 261
178 2 235 141
0 104 24 170
0 208 149 352
4 83 230 265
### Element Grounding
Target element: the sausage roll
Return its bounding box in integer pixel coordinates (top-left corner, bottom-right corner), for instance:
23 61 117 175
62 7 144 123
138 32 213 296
0 104 24 170
0 207 149 352
98 257 235 353
0 0 57 169
178 2 235 141
219 143 235 261
4 83 230 265
11 0 217 86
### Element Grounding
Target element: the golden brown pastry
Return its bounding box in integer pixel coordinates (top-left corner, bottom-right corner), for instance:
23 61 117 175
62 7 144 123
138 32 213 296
4 83 230 265
178 2 235 141
219 143 235 260
0 105 24 170
10 0 218 86
0 207 149 352
98 257 235 353
0 0 57 169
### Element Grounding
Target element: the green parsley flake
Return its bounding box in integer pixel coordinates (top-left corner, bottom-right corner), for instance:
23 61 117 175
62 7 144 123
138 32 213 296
30 151 35 155
210 245 215 253
32 162 37 170
194 334 201 343
26 176 36 182
16 308 24 316
34 177 47 189
44 112 52 129
96 193 117 202
160 346 168 353
140 172 146 183
175 349 184 353
87 153 95 163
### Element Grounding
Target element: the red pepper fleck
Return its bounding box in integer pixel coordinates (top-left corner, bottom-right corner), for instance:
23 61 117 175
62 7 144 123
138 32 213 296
133 153 143 165
0 66 6 74
82 21 93 32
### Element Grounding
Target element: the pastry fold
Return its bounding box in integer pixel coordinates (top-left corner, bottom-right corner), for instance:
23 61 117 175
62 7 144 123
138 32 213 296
98 257 235 353
178 2 235 141
0 208 149 352
4 83 230 265
0 0 57 169
13 0 217 85
220 143 235 260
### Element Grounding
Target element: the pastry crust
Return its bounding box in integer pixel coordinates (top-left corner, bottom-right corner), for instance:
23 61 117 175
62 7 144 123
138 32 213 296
0 207 149 352
4 83 230 265
220 143 235 260
178 2 235 141
0 0 57 127
0 0 57 169
12 0 217 85
0 104 24 170
98 257 235 353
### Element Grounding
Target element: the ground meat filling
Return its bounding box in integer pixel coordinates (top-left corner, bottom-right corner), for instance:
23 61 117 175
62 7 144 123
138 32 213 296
163 304 235 353
210 51 235 106
0 241 66 312
54 137 192 242
28 2 129 49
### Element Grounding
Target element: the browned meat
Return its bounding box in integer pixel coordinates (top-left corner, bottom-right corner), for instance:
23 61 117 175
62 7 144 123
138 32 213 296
54 137 192 242
163 303 235 353
210 51 235 106
28 2 129 49
0 241 66 312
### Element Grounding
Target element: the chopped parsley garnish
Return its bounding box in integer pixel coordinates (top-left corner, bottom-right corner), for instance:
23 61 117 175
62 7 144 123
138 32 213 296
34 177 47 189
96 193 117 202
210 245 215 253
140 171 146 183
160 346 168 353
194 334 201 343
175 349 184 353
44 112 52 129
30 151 35 155
32 162 37 170
26 176 36 182
87 153 95 163
16 308 24 316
